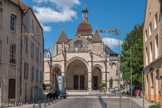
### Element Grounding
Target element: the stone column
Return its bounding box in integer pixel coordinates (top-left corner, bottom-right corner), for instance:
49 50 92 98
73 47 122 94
88 72 92 91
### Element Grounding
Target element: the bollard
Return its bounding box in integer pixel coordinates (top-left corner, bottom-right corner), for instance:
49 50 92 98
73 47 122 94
33 103 35 108
52 98 54 104
44 99 46 107
48 98 50 106
59 96 61 101
39 100 41 108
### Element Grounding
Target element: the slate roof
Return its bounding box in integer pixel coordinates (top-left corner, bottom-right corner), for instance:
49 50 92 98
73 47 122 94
105 46 118 55
91 27 102 43
57 29 68 44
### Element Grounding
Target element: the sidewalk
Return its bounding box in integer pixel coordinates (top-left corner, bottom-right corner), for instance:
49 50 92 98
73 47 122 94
132 97 159 108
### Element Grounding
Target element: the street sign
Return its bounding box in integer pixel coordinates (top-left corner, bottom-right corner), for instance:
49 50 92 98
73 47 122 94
156 76 162 80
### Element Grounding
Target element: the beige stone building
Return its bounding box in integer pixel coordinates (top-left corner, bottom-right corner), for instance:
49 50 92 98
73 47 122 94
44 6 119 92
143 0 162 105
0 0 44 105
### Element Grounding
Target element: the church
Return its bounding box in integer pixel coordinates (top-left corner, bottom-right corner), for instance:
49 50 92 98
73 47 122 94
44 5 119 92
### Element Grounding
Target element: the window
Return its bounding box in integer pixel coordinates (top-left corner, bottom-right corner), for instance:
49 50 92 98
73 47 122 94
31 42 34 58
10 44 16 64
145 30 147 42
40 52 41 65
0 9 2 27
149 7 151 16
32 20 34 33
146 48 148 66
10 15 16 31
150 42 153 63
155 35 159 59
36 69 38 83
0 41 2 62
36 48 39 63
24 62 28 80
74 40 84 51
154 13 158 29
25 37 28 55
149 22 152 36
40 71 42 84
30 88 33 101
31 66 34 81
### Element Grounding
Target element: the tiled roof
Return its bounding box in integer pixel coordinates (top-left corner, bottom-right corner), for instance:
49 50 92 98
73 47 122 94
10 0 29 12
76 20 92 36
57 29 68 44
91 27 102 43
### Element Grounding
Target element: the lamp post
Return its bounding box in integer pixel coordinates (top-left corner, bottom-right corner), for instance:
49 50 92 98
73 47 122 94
100 25 123 108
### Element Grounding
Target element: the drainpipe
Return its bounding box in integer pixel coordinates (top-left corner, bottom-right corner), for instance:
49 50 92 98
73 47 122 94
20 10 24 102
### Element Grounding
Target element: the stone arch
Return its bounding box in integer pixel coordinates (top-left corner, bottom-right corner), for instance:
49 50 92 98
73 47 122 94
66 57 89 72
51 65 62 90
92 66 102 90
66 58 88 90
93 64 104 72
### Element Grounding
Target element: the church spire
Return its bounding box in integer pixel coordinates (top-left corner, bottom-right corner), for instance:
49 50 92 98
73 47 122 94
82 0 88 21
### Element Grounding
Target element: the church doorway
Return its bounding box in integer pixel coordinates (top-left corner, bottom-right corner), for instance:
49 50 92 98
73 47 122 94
92 67 102 90
52 67 61 90
66 60 88 90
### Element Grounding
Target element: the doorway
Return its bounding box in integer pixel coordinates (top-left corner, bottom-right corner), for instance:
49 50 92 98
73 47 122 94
93 76 98 90
80 75 85 90
74 75 78 90
8 79 16 99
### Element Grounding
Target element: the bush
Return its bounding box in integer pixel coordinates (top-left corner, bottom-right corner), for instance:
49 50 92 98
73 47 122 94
149 105 161 108
99 83 106 88
122 91 127 95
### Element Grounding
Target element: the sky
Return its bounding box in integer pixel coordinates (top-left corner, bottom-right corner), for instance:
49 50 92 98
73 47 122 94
21 0 146 55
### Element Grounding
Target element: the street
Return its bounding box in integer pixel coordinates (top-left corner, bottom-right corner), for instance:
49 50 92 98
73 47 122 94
46 96 142 108
48 97 101 108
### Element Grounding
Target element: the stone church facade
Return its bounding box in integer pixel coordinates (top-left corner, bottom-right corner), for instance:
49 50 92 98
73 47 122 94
44 6 119 92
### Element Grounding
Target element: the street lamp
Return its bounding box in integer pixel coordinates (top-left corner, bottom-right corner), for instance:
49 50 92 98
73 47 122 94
100 25 123 108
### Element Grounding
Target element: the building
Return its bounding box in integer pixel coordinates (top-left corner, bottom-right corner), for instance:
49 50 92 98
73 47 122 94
143 0 162 105
0 0 44 105
44 5 120 92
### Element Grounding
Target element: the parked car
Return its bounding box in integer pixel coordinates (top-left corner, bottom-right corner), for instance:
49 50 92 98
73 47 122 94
46 90 58 99
114 87 119 91
57 90 67 99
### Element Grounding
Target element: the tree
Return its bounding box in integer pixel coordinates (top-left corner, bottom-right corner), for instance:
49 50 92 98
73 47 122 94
121 24 143 86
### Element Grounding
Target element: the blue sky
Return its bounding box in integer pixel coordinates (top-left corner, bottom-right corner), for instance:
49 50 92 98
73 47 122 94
21 0 146 55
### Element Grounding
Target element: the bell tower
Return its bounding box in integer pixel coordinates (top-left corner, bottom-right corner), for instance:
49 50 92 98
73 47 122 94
82 1 88 21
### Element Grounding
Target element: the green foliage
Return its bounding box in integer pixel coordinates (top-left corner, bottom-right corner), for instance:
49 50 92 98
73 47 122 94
45 84 51 87
149 105 161 108
99 83 106 88
121 24 144 85
122 91 127 95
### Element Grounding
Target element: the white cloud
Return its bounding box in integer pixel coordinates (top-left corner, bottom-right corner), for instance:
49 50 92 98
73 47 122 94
33 6 77 23
41 24 51 32
102 38 123 49
32 0 80 32
33 0 80 8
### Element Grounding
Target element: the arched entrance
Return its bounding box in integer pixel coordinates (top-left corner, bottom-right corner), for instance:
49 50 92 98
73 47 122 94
66 60 88 90
51 67 61 90
92 67 102 90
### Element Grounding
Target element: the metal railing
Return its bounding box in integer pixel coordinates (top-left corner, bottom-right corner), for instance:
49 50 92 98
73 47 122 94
32 96 62 108
98 94 107 108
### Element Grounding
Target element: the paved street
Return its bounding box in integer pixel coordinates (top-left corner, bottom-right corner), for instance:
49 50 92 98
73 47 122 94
48 97 101 108
45 96 142 108
103 98 142 108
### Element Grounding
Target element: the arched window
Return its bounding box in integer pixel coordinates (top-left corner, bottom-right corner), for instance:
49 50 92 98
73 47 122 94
74 40 84 51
